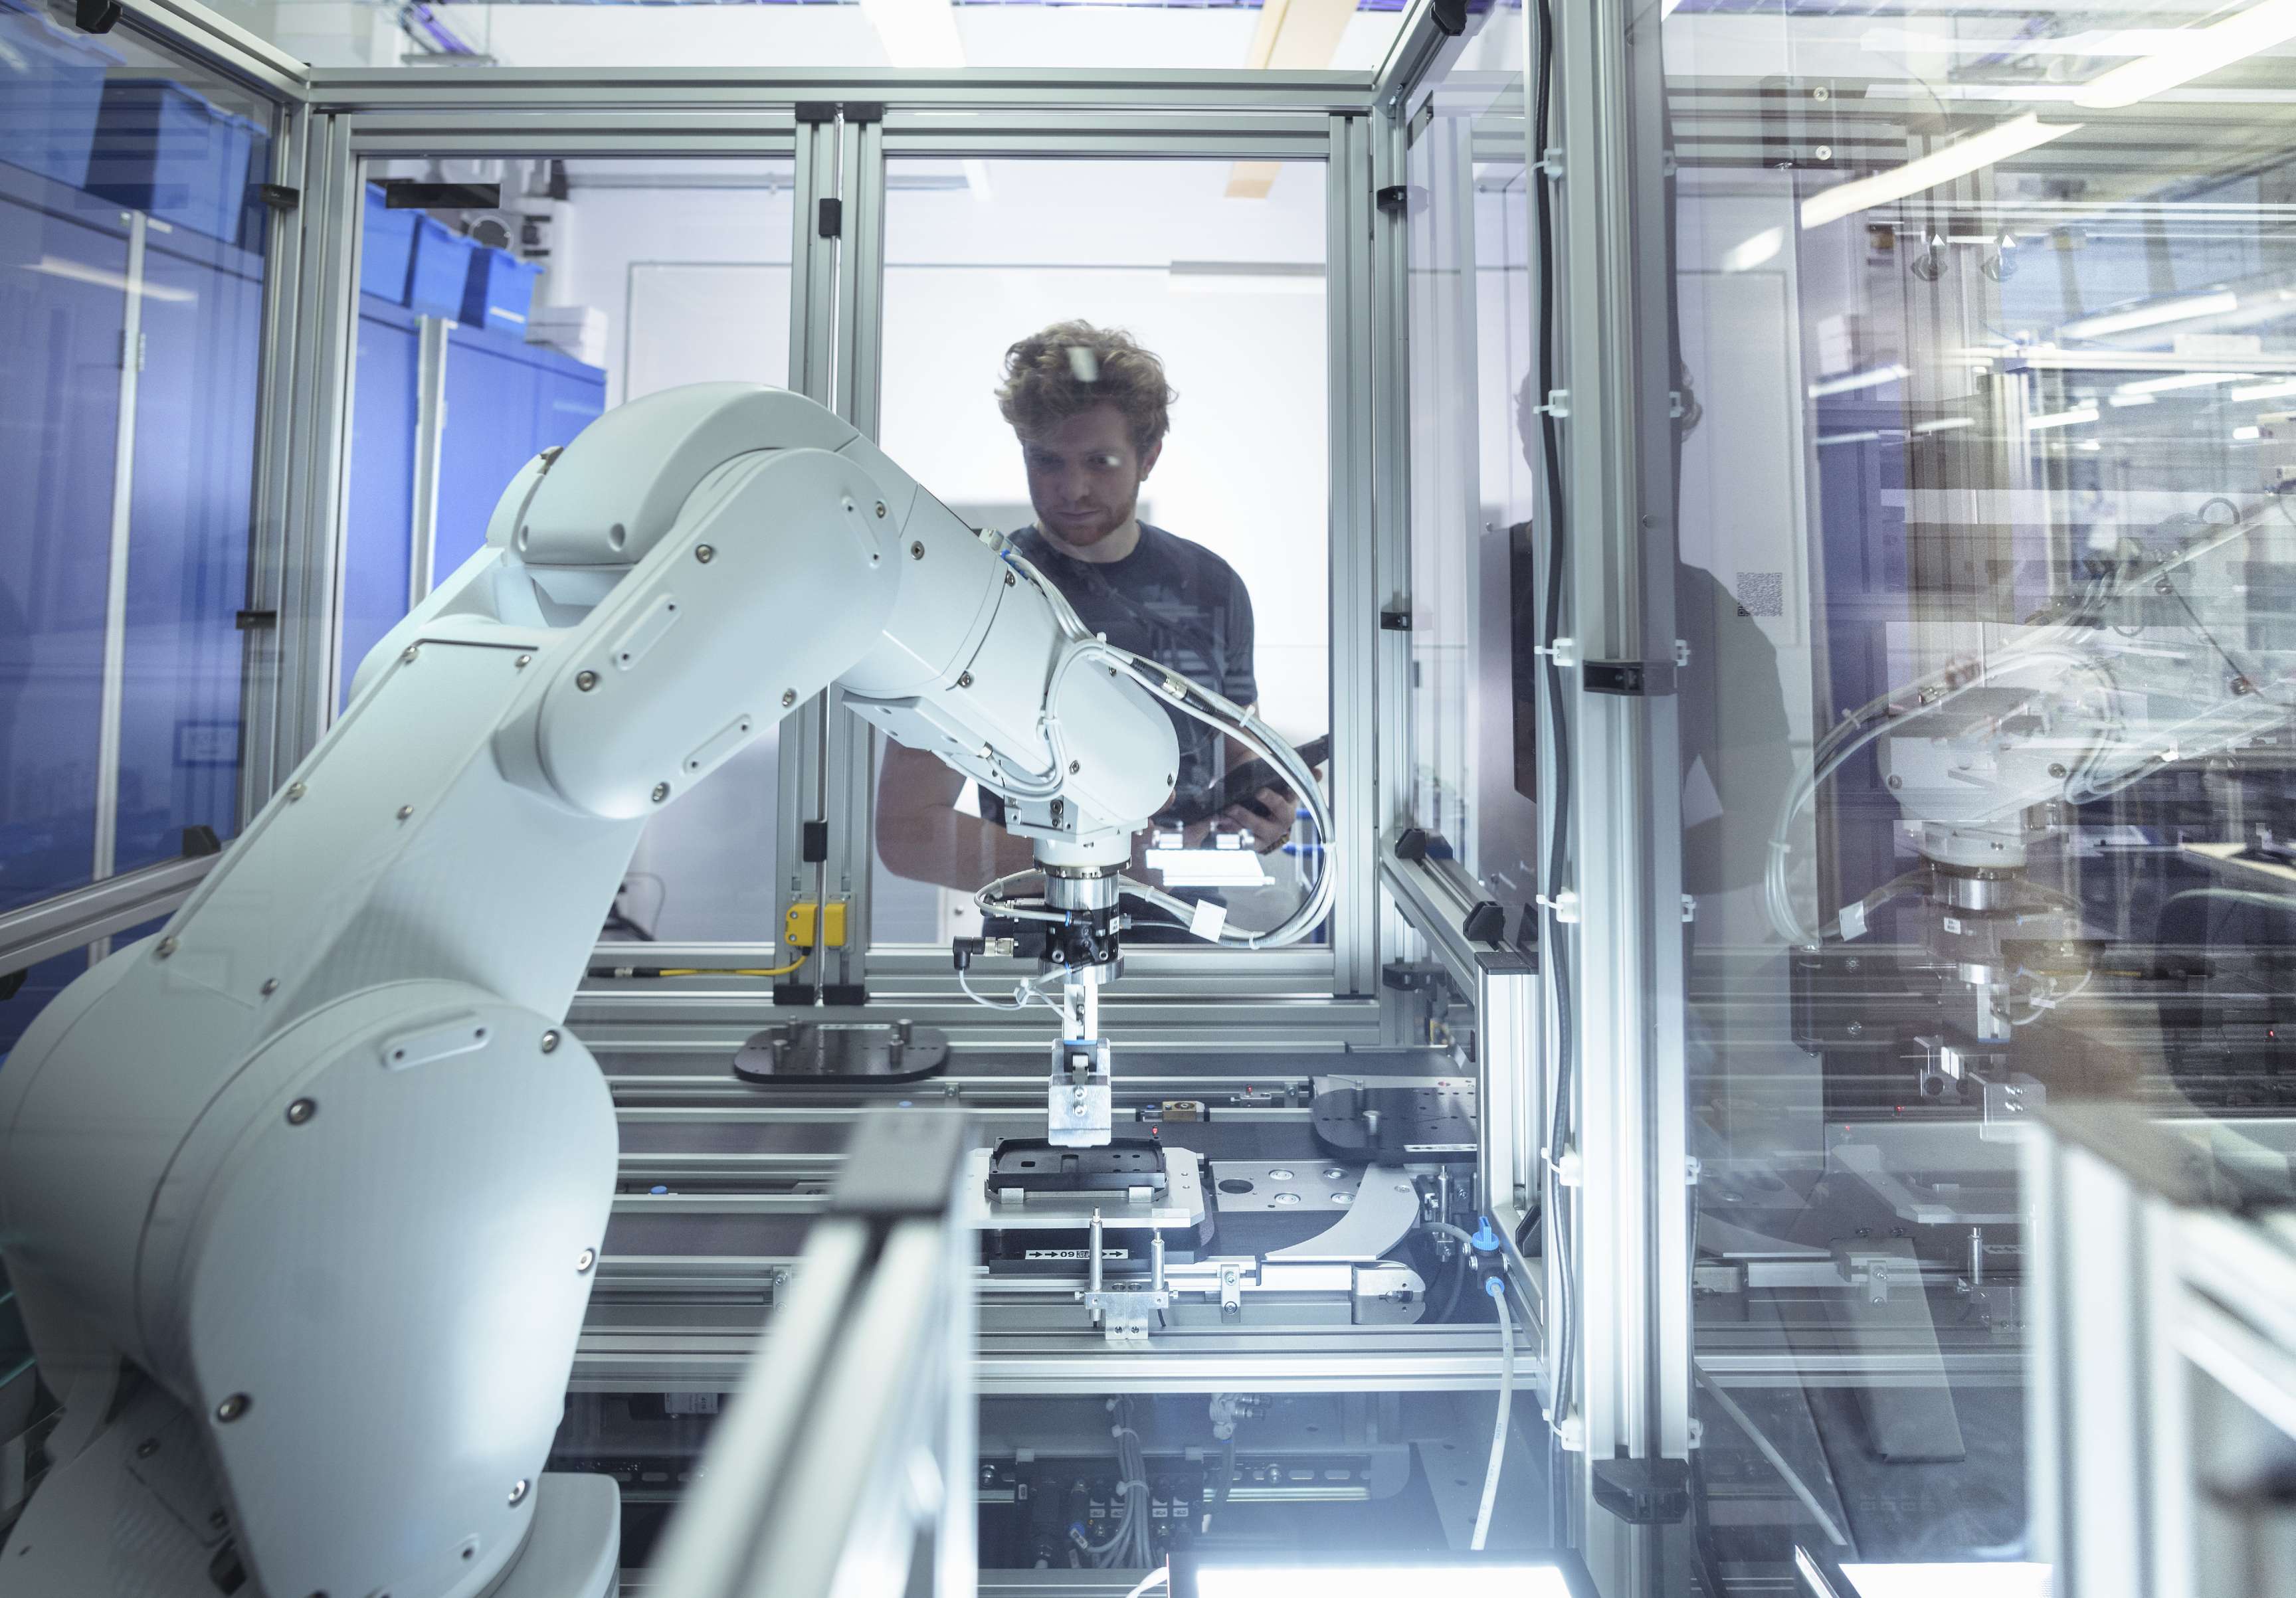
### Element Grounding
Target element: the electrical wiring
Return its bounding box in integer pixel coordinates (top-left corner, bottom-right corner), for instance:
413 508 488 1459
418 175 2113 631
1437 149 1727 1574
1471 1287 1516 1553
1080 1400 1155 1571
957 966 1064 1012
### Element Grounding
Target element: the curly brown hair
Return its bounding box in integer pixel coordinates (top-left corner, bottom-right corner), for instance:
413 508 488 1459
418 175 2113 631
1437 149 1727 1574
995 321 1176 457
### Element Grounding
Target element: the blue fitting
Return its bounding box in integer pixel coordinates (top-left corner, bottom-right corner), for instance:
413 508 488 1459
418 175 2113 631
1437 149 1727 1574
1485 1275 1507 1300
1471 1213 1501 1252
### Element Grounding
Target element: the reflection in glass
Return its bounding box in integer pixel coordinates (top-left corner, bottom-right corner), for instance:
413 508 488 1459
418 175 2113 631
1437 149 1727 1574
872 157 1332 946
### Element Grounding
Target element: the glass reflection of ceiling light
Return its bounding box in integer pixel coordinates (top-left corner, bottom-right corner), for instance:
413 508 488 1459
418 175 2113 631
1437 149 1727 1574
1723 226 1784 272
1799 114 2081 230
2107 392 2156 407
1167 261 1325 296
1808 363 1910 399
1145 848 1268 889
1818 430 1885 446
2232 377 2296 401
2236 424 2264 439
1913 415 1974 433
2028 404 2100 430
857 0 965 69
2075 0 2296 109
2061 289 2238 339
1832 1561 2054 1598
1195 1565 1577 1598
23 256 197 302
2115 369 2255 396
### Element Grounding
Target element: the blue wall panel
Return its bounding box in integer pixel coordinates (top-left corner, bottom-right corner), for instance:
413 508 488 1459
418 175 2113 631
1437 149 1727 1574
0 173 127 915
117 228 261 873
339 298 418 708
435 327 604 582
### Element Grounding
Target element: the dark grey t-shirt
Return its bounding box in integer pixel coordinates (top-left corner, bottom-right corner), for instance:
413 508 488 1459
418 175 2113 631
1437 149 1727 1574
999 522 1258 822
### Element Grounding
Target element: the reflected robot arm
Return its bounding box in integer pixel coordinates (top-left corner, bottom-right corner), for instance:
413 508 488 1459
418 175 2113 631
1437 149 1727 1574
0 384 1221 1598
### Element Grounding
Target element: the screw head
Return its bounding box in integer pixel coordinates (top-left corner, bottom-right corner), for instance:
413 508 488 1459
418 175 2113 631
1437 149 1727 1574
576 1247 597 1273
576 670 599 692
875 501 888 518
401 646 419 664
1846 1021 1864 1037
695 544 716 564
397 805 414 821
957 671 973 689
1068 760 1080 774
286 1098 316 1125
156 936 177 959
650 782 670 804
2048 762 2068 778
260 978 279 996
909 541 925 560
1885 774 1903 790
508 1478 531 1506
781 688 797 707
515 654 532 669
136 1438 159 1459
1814 143 1834 161
540 1029 561 1054
214 1393 250 1423
1004 571 1015 586
287 782 306 800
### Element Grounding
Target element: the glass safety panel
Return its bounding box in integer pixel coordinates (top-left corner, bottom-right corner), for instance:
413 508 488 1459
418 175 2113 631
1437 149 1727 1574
340 155 794 946
1654 0 2296 1588
195 0 1408 76
1404 0 1538 936
0 21 274 1052
870 155 1333 954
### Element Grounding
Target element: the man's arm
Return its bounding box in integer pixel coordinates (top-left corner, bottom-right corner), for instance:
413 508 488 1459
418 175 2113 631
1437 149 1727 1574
875 741 1038 891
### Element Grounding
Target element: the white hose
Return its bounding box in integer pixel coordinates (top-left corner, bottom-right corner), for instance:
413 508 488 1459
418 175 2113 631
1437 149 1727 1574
1471 1288 1515 1552
1123 1568 1169 1598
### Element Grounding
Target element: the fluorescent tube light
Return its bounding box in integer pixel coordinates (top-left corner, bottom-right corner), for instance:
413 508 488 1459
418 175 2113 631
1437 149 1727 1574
2232 377 2296 401
1837 1561 2053 1598
1145 848 1268 888
1195 1565 1575 1598
2028 405 2099 430
1723 226 1783 272
2115 370 2254 397
1809 363 1910 399
2061 290 2238 339
1800 115 2081 230
2075 0 2296 108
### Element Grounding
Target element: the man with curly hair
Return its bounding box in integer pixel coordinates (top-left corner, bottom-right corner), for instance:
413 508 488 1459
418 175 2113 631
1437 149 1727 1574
876 320 1296 893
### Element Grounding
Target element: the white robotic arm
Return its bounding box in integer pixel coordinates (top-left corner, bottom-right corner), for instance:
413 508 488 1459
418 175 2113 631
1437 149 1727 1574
0 384 1234 1598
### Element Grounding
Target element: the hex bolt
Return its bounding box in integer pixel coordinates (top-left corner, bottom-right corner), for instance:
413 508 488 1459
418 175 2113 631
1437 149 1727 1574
909 541 925 560
286 1098 316 1126
397 805 414 821
781 688 797 707
214 1394 250 1424
540 1029 561 1054
650 782 670 804
508 1478 531 1507
695 545 716 564
156 937 177 959
576 1247 597 1273
287 782 306 800
576 670 599 692
260 978 279 997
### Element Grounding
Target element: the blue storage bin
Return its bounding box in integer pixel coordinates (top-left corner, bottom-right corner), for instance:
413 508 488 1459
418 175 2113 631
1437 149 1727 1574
462 247 542 337
359 183 416 304
0 0 120 187
86 78 257 241
406 215 477 319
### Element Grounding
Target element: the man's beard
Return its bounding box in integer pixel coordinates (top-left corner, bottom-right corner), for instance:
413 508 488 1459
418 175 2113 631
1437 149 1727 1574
1044 493 1137 547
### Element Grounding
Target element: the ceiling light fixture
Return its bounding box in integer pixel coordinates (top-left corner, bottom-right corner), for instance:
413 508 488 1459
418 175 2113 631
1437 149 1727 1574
2075 0 2296 109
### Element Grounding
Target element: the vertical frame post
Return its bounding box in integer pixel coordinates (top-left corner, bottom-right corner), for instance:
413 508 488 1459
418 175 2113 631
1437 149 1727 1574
1327 112 1380 998
1539 0 1693 1581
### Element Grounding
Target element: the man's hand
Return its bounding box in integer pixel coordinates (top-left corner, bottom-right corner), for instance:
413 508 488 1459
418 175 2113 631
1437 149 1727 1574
1220 789 1295 853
